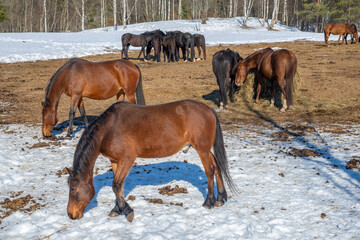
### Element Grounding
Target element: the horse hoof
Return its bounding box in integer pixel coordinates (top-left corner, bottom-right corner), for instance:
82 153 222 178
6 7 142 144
224 105 229 109
108 211 122 217
126 211 134 222
280 108 286 112
202 203 213 209
219 106 223 110
215 201 224 207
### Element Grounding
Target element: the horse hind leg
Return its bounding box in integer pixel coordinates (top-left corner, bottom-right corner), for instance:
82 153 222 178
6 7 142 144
196 151 216 208
78 98 88 127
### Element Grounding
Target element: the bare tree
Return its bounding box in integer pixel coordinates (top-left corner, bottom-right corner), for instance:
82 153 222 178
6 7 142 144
283 0 288 25
243 0 255 26
178 0 182 19
43 0 47 32
81 0 85 31
122 0 126 28
270 0 279 29
229 0 233 17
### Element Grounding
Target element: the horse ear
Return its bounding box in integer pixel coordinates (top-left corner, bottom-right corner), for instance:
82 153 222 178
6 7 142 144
65 167 74 177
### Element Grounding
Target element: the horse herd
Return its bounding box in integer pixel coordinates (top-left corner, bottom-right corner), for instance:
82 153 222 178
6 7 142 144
121 30 206 62
41 23 357 223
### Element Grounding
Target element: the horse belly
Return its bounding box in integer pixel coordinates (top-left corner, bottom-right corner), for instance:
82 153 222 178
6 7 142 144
83 82 120 99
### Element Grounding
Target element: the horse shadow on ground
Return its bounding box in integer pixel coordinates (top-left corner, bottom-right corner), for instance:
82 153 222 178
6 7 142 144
84 161 209 213
238 95 360 201
50 116 98 138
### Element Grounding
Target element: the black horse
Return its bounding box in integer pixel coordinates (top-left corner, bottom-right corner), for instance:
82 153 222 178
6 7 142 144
162 32 176 62
212 49 243 109
121 33 147 60
193 34 206 60
174 31 195 62
151 33 162 62
141 30 165 60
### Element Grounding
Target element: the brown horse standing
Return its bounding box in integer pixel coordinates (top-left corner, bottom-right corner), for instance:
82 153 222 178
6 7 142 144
42 58 145 137
324 23 359 47
235 48 297 112
66 100 237 222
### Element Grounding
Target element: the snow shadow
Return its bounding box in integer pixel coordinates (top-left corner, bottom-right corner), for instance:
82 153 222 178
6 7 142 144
85 161 208 213
51 116 97 138
243 98 360 201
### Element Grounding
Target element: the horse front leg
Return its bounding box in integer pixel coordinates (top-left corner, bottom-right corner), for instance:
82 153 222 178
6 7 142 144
255 73 263 104
78 98 88 128
270 80 275 107
110 159 135 222
337 34 342 46
67 97 80 138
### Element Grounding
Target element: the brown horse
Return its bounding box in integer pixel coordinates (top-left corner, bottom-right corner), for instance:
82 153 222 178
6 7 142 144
345 24 359 44
121 33 147 60
324 23 359 47
235 48 297 112
66 100 237 222
42 58 145 138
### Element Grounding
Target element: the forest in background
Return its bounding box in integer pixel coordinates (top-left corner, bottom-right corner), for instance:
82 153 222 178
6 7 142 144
0 0 359 33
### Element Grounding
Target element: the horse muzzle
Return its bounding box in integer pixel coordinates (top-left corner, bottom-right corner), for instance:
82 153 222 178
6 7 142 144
68 211 83 220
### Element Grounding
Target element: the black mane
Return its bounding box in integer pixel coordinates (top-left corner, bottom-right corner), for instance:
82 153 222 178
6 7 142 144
72 102 128 177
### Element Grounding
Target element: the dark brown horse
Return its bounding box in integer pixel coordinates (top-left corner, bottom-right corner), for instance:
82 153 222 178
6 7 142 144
324 23 359 47
121 33 147 60
194 34 206 60
66 100 237 222
162 33 176 62
42 58 145 137
235 48 297 112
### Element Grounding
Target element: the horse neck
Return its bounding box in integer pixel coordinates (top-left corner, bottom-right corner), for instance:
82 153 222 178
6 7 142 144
73 120 104 181
243 54 260 69
45 74 65 111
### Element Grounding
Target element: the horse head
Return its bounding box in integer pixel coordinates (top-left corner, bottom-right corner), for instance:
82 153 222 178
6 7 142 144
66 168 95 220
235 61 249 87
41 101 58 137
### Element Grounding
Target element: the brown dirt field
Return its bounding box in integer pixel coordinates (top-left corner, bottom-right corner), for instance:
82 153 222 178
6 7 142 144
1 41 360 131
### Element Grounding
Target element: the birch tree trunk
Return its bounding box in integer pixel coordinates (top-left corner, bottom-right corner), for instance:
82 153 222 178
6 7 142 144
282 0 288 25
168 0 170 20
178 0 182 19
172 0 174 20
122 0 126 28
43 0 47 32
269 0 279 29
81 0 85 31
229 0 233 17
243 0 255 26
135 0 138 23
233 0 238 17
152 0 155 20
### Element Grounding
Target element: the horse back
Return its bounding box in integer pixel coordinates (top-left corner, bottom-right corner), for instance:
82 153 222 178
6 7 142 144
100 100 216 159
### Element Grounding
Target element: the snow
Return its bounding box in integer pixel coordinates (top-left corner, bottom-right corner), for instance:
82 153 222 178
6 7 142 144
1 17 359 239
0 123 359 239
0 17 334 63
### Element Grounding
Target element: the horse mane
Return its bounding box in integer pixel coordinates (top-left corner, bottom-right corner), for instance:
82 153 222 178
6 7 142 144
242 47 272 66
44 58 78 106
72 102 127 178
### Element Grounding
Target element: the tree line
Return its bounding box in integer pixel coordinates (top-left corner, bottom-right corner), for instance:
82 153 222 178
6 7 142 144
0 0 358 33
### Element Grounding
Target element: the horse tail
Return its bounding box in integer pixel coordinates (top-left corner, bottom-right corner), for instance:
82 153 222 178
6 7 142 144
211 108 238 194
134 64 146 105
285 54 297 106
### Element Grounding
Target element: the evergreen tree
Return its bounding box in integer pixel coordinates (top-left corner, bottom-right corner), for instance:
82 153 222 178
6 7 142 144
0 0 7 23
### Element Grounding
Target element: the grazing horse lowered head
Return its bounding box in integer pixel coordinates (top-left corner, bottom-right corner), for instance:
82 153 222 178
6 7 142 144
66 100 238 222
193 34 206 60
212 48 243 109
324 23 359 47
235 48 297 112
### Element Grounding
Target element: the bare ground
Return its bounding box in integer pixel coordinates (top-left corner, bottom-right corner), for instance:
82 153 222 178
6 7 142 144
1 41 360 131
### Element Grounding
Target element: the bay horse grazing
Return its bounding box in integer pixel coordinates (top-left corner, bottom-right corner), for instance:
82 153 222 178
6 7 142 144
66 100 237 222
193 34 206 60
174 31 195 62
42 58 145 138
235 48 297 112
212 49 243 109
324 23 359 47
141 30 165 60
162 33 176 62
121 33 147 60
345 24 359 44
